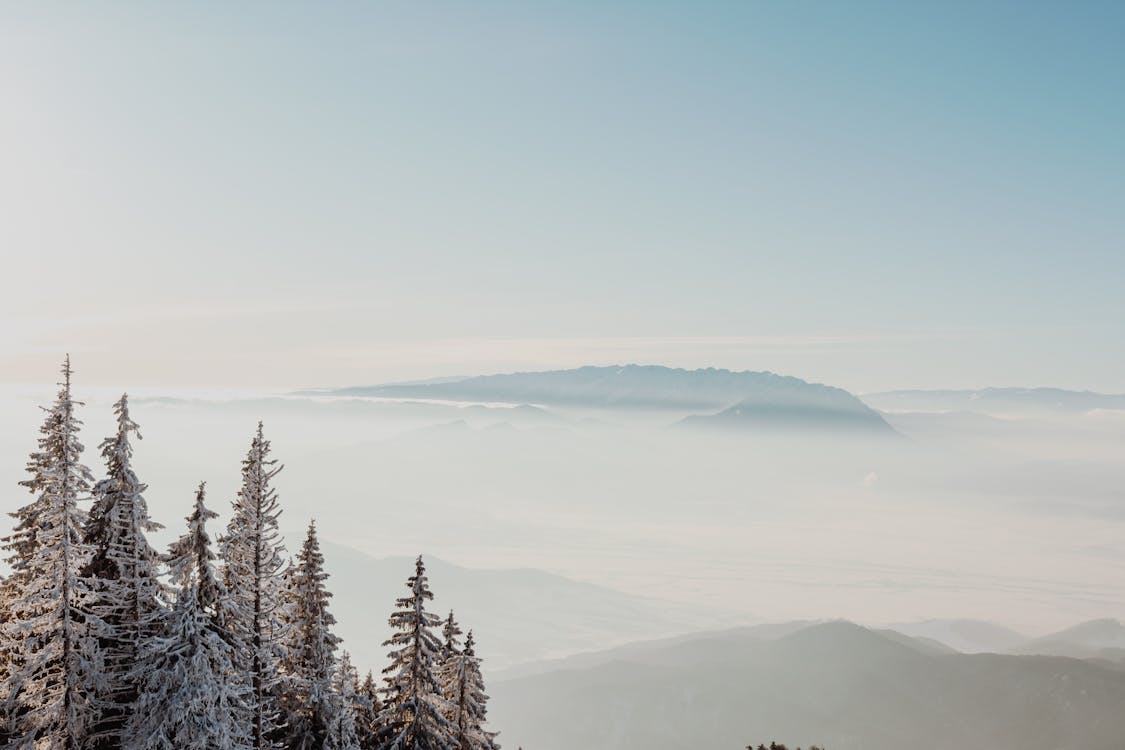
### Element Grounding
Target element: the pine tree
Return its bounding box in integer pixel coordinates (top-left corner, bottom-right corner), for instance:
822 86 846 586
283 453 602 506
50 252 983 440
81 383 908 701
1 357 103 750
125 483 252 750
355 671 382 750
221 423 291 750
326 651 361 750
281 521 343 750
167 482 225 613
84 394 166 748
376 556 454 750
436 611 471 749
440 612 462 663
0 573 14 745
441 632 497 750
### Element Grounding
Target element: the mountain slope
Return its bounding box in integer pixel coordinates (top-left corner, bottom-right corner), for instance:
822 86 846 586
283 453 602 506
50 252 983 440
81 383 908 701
678 398 893 434
887 618 1029 653
488 621 1125 750
318 544 717 673
493 620 949 680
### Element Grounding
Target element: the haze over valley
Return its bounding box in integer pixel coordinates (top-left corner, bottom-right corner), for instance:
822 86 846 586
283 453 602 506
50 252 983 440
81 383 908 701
4 3 1124 747
4 365 1122 662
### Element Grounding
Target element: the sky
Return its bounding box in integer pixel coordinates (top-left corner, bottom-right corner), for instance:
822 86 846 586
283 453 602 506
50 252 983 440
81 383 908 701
2 1 1123 393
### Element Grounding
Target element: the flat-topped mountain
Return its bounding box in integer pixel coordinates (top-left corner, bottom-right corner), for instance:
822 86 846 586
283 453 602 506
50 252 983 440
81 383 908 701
322 365 895 432
326 365 865 410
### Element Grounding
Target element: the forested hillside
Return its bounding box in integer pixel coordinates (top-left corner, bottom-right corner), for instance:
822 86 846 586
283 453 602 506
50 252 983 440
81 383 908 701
0 360 499 750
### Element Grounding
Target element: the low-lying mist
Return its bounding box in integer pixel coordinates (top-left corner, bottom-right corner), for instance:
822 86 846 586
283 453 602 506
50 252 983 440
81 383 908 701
1 381 1123 673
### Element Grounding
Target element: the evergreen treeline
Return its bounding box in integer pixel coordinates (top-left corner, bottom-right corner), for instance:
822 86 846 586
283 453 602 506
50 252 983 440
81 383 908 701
0 359 500 750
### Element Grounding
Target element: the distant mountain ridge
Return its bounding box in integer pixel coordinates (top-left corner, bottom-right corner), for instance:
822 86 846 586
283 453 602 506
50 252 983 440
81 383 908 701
1010 618 1125 663
865 387 1125 415
888 618 1029 654
323 364 896 432
678 398 893 434
887 618 1125 664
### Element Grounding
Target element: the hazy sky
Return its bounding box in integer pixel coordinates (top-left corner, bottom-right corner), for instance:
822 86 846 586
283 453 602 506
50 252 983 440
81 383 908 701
2 2 1123 392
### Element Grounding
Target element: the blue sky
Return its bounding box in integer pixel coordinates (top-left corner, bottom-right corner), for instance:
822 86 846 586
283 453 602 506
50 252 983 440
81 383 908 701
1 2 1122 391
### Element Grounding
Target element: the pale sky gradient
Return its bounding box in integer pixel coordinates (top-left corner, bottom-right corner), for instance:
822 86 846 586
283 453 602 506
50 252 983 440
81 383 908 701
2 2 1123 393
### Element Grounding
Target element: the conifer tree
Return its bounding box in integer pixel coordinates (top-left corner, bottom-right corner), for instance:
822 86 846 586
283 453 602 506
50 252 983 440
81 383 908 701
0 572 15 746
376 556 454 750
355 671 382 750
326 651 361 750
281 521 343 750
0 571 14 732
221 423 291 750
125 483 251 750
167 482 225 612
84 394 166 748
1 357 103 750
440 612 462 662
441 632 497 750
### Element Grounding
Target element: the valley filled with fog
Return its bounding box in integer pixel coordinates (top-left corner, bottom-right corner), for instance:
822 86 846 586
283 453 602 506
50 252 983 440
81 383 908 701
2 366 1124 749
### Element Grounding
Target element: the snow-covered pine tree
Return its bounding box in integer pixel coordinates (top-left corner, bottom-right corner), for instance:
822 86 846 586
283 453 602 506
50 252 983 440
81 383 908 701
220 423 291 750
440 612 462 663
84 394 167 749
124 482 252 750
376 556 455 750
355 671 382 750
0 573 13 744
442 632 498 750
280 521 343 750
1 356 103 750
435 611 464 744
166 482 225 613
326 651 361 750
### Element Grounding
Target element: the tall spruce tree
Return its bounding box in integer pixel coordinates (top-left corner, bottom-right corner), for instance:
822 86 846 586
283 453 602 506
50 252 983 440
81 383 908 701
1 357 103 750
376 556 454 750
327 651 361 750
281 521 343 750
84 394 166 748
166 482 225 612
440 633 497 750
355 671 382 750
125 483 251 750
221 423 291 750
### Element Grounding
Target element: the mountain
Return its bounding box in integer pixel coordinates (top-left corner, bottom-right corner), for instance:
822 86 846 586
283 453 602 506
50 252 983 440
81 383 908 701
1011 619 1125 663
318 364 894 431
864 387 1125 416
678 398 894 434
488 621 1125 750
493 621 824 680
318 544 722 673
872 628 957 655
493 621 959 681
887 618 1029 654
